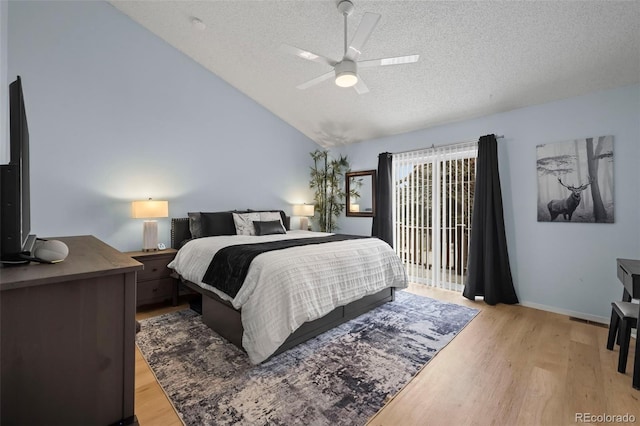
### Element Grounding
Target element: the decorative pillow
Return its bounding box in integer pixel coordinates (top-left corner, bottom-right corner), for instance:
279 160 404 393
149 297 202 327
232 212 261 235
248 210 289 230
259 211 284 226
201 212 237 237
253 220 286 236
187 212 202 239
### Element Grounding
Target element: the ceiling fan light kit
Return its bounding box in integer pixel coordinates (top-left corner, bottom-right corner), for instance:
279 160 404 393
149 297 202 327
281 0 419 94
335 60 358 87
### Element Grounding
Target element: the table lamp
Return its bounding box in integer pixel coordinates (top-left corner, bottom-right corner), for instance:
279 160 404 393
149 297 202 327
293 204 315 230
132 199 169 251
350 204 360 213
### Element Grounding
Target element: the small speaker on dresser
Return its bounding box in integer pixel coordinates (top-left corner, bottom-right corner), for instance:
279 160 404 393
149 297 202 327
31 239 69 263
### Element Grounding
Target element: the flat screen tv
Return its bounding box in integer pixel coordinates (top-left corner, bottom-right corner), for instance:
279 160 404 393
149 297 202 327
1 76 36 263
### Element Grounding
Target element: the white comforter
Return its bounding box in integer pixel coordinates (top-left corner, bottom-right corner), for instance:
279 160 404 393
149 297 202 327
168 230 408 364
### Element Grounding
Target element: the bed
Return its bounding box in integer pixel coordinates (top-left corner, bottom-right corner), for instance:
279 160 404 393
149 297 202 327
168 210 408 364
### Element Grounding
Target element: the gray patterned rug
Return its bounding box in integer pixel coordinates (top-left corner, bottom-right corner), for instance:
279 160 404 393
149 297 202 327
136 290 478 426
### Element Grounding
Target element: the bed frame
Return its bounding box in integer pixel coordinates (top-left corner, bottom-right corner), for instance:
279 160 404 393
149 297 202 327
170 217 395 359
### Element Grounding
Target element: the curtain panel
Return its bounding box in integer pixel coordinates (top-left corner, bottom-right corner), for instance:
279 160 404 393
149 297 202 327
463 134 518 305
372 152 393 247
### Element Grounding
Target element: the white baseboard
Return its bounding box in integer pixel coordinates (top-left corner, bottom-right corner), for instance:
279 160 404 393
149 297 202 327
520 301 638 339
519 301 610 325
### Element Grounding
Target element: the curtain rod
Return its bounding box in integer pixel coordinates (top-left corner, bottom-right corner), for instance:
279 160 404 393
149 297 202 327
391 134 504 155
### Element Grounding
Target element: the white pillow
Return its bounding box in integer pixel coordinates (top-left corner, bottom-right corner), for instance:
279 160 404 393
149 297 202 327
232 212 261 235
259 211 283 226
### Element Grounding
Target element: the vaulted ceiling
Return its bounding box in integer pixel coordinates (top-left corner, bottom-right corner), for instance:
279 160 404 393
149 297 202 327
110 1 640 147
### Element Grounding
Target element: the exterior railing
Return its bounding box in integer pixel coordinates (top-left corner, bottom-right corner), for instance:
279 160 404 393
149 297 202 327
395 222 470 290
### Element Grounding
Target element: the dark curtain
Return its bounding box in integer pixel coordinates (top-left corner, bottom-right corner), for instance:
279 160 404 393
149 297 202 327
463 135 518 305
371 152 393 247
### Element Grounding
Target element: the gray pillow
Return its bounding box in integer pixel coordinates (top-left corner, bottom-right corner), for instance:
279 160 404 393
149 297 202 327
253 220 286 236
187 212 202 239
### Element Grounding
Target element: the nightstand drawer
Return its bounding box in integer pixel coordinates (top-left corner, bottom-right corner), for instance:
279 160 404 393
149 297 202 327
137 277 174 306
137 257 173 281
126 248 178 308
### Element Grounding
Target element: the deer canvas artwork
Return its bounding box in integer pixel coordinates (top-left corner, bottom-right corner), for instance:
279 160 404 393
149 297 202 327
537 136 614 223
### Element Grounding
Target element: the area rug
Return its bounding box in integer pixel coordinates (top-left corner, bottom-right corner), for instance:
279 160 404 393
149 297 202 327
136 290 478 426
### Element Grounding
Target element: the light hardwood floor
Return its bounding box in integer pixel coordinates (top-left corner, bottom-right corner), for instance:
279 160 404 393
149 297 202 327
135 284 639 425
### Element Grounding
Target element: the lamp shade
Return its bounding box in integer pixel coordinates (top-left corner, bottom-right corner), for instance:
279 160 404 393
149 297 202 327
131 199 168 219
293 204 315 217
350 204 360 213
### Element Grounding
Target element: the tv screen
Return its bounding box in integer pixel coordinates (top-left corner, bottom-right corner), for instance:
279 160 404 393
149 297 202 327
1 76 35 263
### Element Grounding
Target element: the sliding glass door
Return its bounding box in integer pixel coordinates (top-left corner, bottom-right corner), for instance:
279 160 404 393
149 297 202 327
393 142 477 291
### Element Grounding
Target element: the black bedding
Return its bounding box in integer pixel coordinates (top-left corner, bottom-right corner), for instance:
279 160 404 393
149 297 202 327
202 234 369 298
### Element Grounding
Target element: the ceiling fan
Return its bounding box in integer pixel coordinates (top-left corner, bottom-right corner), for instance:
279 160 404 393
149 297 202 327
281 0 419 94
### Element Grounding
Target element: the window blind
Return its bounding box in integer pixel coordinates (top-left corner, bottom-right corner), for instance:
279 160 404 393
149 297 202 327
392 141 477 291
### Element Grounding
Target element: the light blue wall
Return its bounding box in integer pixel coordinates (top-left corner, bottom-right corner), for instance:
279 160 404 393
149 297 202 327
7 1 639 321
7 1 318 251
335 84 640 322
1 0 7 160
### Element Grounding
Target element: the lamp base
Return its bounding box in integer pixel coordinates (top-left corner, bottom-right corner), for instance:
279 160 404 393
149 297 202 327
300 217 309 231
142 220 159 251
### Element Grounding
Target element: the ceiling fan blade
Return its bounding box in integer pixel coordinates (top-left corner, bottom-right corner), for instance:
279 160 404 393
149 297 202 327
345 12 381 61
354 77 369 95
358 55 420 68
296 71 335 90
280 44 337 67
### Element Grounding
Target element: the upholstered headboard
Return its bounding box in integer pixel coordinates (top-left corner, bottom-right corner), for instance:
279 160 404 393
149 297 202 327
170 210 291 249
171 217 191 249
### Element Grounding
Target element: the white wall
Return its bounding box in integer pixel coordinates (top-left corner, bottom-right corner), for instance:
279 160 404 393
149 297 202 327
7 1 318 251
335 84 640 322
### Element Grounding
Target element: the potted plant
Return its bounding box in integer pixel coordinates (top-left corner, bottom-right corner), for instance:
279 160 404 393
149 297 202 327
309 150 350 232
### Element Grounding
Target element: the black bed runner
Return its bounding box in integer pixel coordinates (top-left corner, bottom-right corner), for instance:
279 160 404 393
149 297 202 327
202 234 369 298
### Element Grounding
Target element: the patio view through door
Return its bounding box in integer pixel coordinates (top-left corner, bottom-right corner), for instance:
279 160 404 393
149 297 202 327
392 142 477 291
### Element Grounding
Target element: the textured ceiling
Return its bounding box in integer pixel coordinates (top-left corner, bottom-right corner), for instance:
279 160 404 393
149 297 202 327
109 1 640 147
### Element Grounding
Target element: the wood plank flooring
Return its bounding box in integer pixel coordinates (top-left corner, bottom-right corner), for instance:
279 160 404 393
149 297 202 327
134 284 639 425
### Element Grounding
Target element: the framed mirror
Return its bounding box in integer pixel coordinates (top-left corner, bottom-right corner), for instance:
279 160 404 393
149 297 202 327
345 170 376 217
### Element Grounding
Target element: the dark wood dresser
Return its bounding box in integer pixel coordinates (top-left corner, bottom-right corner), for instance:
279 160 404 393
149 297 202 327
126 248 178 307
0 235 142 425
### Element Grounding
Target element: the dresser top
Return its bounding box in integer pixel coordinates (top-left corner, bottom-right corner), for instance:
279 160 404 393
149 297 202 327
1 235 143 291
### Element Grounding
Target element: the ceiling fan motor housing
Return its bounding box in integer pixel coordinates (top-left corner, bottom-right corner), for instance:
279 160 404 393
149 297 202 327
335 60 358 87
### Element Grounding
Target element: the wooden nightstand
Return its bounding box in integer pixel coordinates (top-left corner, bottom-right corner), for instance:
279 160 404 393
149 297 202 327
126 248 178 308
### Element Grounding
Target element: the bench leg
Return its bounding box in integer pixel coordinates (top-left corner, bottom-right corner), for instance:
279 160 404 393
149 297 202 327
607 308 619 350
618 320 632 374
633 327 639 390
